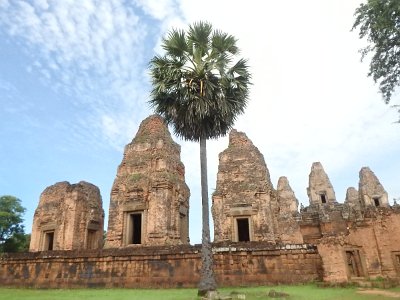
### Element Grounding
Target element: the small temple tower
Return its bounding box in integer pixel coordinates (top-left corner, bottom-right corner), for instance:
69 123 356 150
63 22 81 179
344 187 360 209
358 167 389 208
212 130 277 243
30 181 104 251
307 162 336 205
276 176 303 243
105 115 190 247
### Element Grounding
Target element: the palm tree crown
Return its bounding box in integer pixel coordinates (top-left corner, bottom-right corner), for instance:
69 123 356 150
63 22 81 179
149 21 251 141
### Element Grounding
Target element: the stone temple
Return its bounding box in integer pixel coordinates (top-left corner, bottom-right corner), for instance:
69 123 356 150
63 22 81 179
212 129 302 244
2 115 399 288
105 115 190 247
30 181 104 251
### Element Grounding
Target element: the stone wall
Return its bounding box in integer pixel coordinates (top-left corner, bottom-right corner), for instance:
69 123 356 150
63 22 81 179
0 243 322 288
317 208 400 283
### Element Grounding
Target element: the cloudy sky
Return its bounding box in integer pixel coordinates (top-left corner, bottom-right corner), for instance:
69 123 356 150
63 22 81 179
1 0 399 244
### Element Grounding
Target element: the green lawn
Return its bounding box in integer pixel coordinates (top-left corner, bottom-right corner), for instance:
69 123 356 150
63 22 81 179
1 285 399 300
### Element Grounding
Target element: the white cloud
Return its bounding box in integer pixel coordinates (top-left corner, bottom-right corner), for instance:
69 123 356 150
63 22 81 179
135 0 179 20
0 0 164 147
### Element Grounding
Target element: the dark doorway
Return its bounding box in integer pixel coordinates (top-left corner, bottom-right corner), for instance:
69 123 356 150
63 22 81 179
44 231 54 250
237 218 250 242
373 198 380 207
130 213 142 244
321 194 327 204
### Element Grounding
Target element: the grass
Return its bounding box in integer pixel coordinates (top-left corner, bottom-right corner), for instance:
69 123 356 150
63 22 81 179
0 284 399 300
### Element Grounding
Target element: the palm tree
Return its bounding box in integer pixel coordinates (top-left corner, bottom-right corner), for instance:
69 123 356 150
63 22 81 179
148 21 251 295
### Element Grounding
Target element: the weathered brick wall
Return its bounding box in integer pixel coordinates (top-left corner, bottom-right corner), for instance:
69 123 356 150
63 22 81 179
317 210 400 283
0 243 322 288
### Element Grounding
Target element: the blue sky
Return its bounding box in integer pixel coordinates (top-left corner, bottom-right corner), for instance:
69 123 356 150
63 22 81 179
1 0 399 244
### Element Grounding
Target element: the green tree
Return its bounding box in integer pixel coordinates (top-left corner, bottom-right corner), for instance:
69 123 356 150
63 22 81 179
149 21 251 295
2 233 30 253
0 195 26 253
352 0 400 104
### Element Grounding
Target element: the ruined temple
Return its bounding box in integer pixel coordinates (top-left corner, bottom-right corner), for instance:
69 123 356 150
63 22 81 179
211 131 400 283
212 130 302 244
30 181 104 251
105 115 190 247
3 120 400 288
297 162 400 282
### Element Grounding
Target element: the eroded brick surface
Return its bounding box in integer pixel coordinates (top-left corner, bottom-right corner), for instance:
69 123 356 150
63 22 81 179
0 243 322 288
212 130 302 244
105 115 190 247
30 181 104 251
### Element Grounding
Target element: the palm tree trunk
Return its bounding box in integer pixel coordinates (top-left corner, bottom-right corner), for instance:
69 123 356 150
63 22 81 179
197 137 217 296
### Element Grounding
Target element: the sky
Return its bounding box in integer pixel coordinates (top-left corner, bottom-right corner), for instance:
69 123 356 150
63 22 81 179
1 0 399 244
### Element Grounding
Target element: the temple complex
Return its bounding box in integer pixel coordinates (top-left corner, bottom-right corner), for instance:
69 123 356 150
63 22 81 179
4 115 399 288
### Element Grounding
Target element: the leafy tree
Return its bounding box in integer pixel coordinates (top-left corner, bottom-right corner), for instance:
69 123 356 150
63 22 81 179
2 233 30 253
0 195 26 253
352 0 400 104
149 21 251 295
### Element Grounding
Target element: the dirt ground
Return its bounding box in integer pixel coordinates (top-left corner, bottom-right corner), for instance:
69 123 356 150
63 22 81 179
357 289 400 298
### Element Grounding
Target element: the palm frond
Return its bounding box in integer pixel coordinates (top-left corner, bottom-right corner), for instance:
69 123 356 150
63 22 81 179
211 30 238 55
162 29 188 58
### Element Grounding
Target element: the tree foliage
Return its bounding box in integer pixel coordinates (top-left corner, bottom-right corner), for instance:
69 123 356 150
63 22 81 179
2 233 30 253
352 0 400 103
149 21 251 141
0 195 26 253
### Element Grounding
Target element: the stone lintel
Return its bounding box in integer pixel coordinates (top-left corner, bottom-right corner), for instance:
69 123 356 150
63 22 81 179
229 207 256 216
40 223 57 231
122 203 147 212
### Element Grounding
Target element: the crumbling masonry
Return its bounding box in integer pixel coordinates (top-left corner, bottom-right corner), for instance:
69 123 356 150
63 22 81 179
105 115 190 247
29 181 104 251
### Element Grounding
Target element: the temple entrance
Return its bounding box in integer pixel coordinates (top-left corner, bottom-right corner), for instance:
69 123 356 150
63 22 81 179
43 231 54 251
130 213 142 244
320 193 327 204
236 218 250 242
346 250 364 277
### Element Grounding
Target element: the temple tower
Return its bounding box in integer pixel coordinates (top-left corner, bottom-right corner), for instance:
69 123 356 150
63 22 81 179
276 176 303 243
307 162 336 206
359 167 389 208
30 181 104 251
212 130 276 243
105 115 190 247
